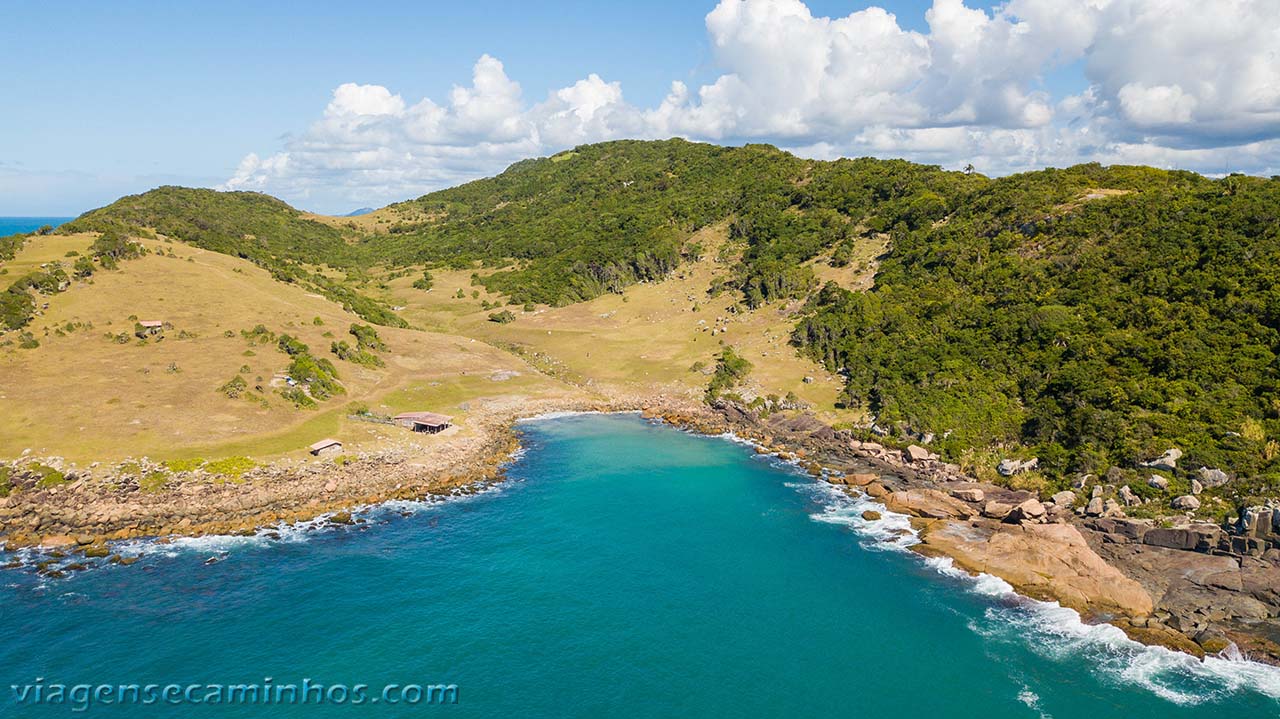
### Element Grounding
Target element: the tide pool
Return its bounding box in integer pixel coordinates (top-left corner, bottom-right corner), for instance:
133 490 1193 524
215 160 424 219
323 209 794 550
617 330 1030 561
2 414 1277 716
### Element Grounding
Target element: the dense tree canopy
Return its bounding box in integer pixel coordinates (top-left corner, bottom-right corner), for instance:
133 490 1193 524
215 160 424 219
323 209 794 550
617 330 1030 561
794 164 1280 489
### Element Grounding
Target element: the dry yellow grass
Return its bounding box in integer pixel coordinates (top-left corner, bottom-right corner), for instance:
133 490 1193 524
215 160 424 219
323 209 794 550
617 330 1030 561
809 233 888 292
378 224 865 424
302 204 439 235
0 235 578 464
0 234 94 277
1 221 877 466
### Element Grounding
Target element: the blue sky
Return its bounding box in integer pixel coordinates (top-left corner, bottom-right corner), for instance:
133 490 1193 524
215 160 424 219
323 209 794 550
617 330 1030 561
2 0 1276 215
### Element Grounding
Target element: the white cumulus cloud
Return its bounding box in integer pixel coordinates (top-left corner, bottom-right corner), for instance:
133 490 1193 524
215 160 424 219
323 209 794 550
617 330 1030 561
222 0 1280 212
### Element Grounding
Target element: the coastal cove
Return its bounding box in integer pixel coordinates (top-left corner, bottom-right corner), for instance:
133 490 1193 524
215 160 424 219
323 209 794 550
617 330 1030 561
3 414 1278 716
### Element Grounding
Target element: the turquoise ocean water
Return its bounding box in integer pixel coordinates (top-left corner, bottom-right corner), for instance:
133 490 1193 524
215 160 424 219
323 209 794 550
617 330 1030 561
2 414 1278 716
0 217 73 236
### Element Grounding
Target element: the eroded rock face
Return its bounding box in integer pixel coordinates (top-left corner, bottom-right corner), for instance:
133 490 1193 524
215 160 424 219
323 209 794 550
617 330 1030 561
919 520 1154 617
982 501 1013 520
883 489 978 520
847 473 878 487
1240 507 1279 540
904 445 934 463
1006 498 1046 524
950 488 985 503
1143 526 1222 552
1086 517 1152 542
1094 540 1280 646
1050 490 1076 507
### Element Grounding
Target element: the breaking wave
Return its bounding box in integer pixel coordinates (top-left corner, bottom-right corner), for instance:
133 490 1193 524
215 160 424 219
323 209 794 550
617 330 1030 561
797 469 1280 706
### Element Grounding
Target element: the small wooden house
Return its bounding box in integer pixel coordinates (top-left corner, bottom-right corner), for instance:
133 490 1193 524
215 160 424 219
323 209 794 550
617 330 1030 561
393 412 453 434
309 438 344 456
138 320 165 336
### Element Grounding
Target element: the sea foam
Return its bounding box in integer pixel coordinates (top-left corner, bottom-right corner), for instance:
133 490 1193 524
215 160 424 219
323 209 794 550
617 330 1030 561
796 467 1280 706
1 480 511 579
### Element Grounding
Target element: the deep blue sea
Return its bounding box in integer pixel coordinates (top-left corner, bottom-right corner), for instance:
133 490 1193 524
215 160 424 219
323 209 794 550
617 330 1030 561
2 414 1278 716
0 217 73 236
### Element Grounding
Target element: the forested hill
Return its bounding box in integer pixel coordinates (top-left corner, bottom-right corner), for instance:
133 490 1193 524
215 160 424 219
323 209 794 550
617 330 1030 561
52 140 1280 494
62 187 357 267
375 139 979 304
795 164 1280 492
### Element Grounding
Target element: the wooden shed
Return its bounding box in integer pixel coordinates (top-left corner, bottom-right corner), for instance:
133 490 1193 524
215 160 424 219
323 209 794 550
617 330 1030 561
392 412 453 434
309 438 344 456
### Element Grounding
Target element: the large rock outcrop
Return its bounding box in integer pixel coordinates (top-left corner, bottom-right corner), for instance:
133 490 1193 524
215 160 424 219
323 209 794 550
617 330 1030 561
918 519 1154 618
883 489 978 520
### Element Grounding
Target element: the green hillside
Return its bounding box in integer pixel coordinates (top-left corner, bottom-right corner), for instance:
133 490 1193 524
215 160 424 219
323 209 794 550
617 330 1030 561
47 140 1280 496
379 139 977 304
795 165 1280 493
61 187 406 327
63 186 357 266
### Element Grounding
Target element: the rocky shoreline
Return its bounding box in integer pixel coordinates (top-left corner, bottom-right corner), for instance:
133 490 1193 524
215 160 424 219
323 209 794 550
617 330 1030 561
0 396 668 553
650 402 1280 667
4 397 1279 667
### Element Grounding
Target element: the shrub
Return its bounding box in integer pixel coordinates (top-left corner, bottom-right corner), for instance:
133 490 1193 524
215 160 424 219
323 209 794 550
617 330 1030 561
0 234 25 262
218 375 248 398
204 456 257 478
29 463 67 488
72 256 96 278
0 288 35 331
348 323 387 351
163 458 206 473
240 324 276 344
287 353 343 400
488 310 516 324
330 340 384 367
140 471 169 492
705 346 753 402
90 229 145 267
276 333 309 356
281 386 317 408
